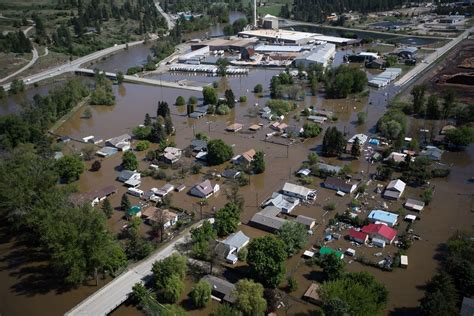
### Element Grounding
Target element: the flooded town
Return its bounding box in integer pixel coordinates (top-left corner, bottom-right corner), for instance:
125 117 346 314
0 1 473 316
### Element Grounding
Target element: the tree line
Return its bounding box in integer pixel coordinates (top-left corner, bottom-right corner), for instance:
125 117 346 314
0 31 32 54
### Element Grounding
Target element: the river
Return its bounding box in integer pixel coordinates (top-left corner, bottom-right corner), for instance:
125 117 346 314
0 12 473 316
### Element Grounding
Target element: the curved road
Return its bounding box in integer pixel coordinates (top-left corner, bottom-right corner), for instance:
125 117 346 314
0 47 38 83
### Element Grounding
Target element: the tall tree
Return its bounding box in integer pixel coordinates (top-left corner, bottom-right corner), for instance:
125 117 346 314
190 280 212 308
411 84 426 115
121 193 131 210
233 279 267 316
420 273 458 316
322 127 345 157
426 95 440 119
101 198 113 218
251 151 265 174
202 86 218 105
207 139 233 165
157 101 170 118
351 137 361 158
225 89 236 108
215 202 240 237
122 151 138 170
277 221 308 257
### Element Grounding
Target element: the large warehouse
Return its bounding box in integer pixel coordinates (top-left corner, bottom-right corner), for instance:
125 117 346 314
293 43 336 68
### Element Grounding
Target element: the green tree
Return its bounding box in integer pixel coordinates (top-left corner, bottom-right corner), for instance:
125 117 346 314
225 89 236 108
351 137 361 158
101 198 113 218
190 280 212 308
302 122 322 138
420 274 458 316
319 272 388 316
144 113 152 126
207 139 233 165
133 125 152 140
55 155 84 183
0 86 6 99
253 84 263 93
287 276 298 292
91 160 101 171
122 151 138 170
319 253 346 281
121 193 131 210
188 96 198 105
277 221 308 257
411 84 426 114
176 96 185 106
322 127 345 157
157 101 170 118
9 79 25 94
215 202 240 237
136 140 150 151
117 71 124 84
233 279 267 316
217 58 230 76
247 235 287 288
152 253 188 289
213 304 243 316
161 274 184 303
426 95 440 119
321 298 351 316
442 89 456 119
251 151 265 174
203 86 218 105
445 126 474 149
308 152 319 165
385 55 398 67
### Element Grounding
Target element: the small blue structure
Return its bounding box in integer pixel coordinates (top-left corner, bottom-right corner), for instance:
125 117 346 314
368 210 399 227
368 138 380 145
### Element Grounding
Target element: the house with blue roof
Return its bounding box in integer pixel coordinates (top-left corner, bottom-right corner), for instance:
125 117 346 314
368 210 399 227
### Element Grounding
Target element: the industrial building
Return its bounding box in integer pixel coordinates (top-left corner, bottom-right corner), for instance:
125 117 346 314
238 29 320 45
293 43 336 68
190 38 258 52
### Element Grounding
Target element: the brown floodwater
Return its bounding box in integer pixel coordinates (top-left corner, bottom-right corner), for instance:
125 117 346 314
1 31 473 316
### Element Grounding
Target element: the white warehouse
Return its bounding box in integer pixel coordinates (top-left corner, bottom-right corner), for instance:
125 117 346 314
293 43 336 68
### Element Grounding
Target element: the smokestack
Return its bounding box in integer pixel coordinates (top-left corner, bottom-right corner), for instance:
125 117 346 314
254 0 257 28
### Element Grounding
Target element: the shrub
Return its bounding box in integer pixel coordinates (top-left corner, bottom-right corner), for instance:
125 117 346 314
254 84 263 93
239 95 247 102
136 140 150 151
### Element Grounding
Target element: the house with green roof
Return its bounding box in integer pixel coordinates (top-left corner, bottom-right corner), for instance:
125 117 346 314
319 246 344 259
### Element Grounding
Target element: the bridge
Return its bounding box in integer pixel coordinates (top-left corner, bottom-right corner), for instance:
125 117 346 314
75 68 204 91
64 220 207 316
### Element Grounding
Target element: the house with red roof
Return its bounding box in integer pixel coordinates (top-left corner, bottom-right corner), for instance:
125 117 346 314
348 229 368 244
361 223 397 244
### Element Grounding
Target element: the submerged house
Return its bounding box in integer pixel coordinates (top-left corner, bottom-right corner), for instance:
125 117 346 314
201 275 236 304
263 192 300 213
404 198 425 212
281 182 316 201
189 180 220 199
163 147 182 164
141 207 178 229
367 210 399 227
232 149 256 166
383 179 406 200
249 206 287 233
117 170 141 187
362 223 397 244
323 177 357 194
217 231 250 264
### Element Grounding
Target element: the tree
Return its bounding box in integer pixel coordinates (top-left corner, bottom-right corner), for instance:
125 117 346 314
253 84 263 93
308 152 318 165
225 89 236 108
385 55 398 67
188 96 198 105
0 86 6 99
442 89 456 119
287 276 298 292
215 203 240 237
426 95 440 119
117 71 124 84
351 137 361 158
190 280 212 308
82 107 92 119
321 297 351 316
55 155 84 183
161 274 184 303
91 160 101 171
251 151 265 174
411 84 426 114
136 140 150 151
122 151 138 170
233 279 267 316
421 188 433 205
247 235 287 288
176 96 185 106
445 126 474 149
152 253 187 302
133 125 152 140
217 58 230 76
319 272 388 316
102 198 113 218
319 253 346 281
357 112 367 125
277 221 308 257
203 86 218 105
121 193 131 211
144 113 152 126
157 101 170 118
402 156 431 186
213 304 243 316
207 139 233 166
9 79 25 94
164 115 174 135
420 274 458 316
302 122 322 138
322 127 345 157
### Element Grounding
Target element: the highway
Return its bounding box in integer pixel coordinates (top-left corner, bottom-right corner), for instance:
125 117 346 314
394 27 473 87
65 221 205 316
1 38 153 91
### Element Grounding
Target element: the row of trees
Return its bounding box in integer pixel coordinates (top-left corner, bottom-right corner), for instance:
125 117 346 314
133 101 174 144
0 31 32 53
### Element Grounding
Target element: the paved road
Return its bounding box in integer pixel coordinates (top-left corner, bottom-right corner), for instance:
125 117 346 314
0 47 38 83
155 1 175 31
1 38 154 91
65 220 205 316
395 27 473 87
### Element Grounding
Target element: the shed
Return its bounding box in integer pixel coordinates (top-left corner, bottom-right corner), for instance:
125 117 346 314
201 275 236 303
400 255 408 268
404 199 425 212
296 215 316 229
226 123 243 132
127 205 142 218
303 283 321 305
319 246 344 259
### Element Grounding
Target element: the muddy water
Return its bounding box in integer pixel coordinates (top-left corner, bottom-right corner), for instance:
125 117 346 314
1 38 474 316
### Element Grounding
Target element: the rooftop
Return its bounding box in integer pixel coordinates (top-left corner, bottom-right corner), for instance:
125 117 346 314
368 210 399 224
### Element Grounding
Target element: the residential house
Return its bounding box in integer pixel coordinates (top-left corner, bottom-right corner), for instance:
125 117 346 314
286 125 303 137
189 111 206 119
297 168 311 177
189 180 220 199
311 109 334 118
323 177 357 194
163 147 182 164
248 124 261 131
404 198 425 212
385 152 407 164
307 115 328 124
362 223 397 244
201 275 236 304
106 134 131 151
383 179 406 200
348 133 368 145
420 146 443 161
141 206 178 229
249 206 287 233
396 47 418 59
156 183 175 197
263 192 300 213
70 185 117 206
96 146 118 158
367 210 399 227
348 229 369 244
259 106 271 116
117 170 141 187
270 122 288 133
296 215 316 229
366 58 386 69
281 182 316 201
316 163 341 174
226 123 243 132
232 149 256 166
191 139 207 152
222 169 241 179
217 231 250 264
303 283 322 305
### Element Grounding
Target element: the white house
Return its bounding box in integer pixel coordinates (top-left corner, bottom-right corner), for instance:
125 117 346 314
383 179 406 200
189 180 220 199
218 231 250 264
281 182 316 201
